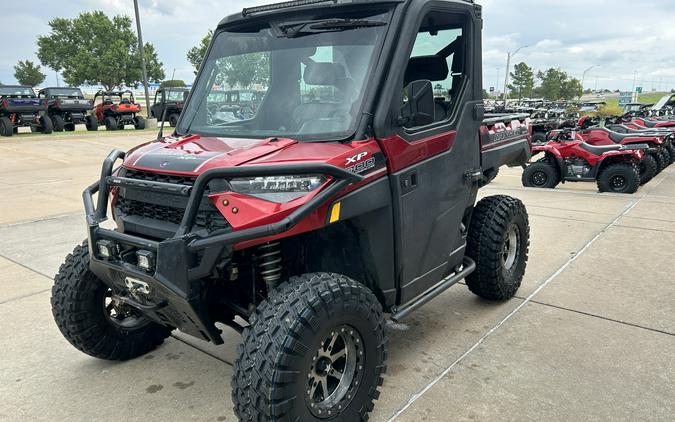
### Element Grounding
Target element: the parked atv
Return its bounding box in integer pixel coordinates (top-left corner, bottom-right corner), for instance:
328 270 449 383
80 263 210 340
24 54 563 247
50 1 533 419
0 85 52 136
523 131 647 193
575 116 673 175
93 90 145 131
38 87 97 132
150 87 189 127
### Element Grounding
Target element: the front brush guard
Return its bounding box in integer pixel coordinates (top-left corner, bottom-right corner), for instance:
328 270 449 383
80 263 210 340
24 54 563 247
83 149 362 343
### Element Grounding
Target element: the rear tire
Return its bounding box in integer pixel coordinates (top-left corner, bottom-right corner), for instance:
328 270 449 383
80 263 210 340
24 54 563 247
51 115 65 132
134 116 146 130
168 113 179 127
51 241 171 360
597 162 640 194
85 115 99 131
64 123 75 132
104 117 118 131
465 195 530 300
638 154 657 185
0 116 13 137
40 115 53 134
522 161 560 188
232 273 387 421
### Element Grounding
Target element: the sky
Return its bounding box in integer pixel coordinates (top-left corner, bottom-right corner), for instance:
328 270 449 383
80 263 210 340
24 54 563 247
2 0 675 92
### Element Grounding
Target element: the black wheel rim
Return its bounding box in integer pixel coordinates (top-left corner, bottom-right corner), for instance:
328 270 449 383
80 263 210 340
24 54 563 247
102 289 148 329
502 223 520 271
530 171 548 187
609 175 627 191
306 325 364 418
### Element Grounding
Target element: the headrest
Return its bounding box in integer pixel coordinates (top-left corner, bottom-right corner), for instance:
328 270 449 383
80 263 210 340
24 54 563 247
304 62 346 86
405 55 449 85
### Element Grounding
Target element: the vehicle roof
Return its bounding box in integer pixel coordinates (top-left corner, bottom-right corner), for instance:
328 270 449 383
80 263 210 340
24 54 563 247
217 0 474 27
158 87 189 92
41 86 83 91
95 90 133 96
0 84 32 89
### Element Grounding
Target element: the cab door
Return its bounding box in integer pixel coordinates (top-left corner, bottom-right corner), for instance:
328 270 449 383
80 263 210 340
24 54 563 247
375 5 484 305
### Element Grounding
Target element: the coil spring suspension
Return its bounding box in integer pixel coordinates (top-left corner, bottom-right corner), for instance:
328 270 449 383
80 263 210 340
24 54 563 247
256 241 283 291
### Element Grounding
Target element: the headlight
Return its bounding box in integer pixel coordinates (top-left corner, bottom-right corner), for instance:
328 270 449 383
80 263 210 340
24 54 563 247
229 174 327 203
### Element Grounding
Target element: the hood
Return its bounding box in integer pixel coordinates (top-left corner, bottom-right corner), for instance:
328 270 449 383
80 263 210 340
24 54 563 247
122 134 356 175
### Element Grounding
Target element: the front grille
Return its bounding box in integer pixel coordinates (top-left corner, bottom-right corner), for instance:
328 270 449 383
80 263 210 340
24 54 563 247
114 168 229 236
115 197 229 232
124 169 196 186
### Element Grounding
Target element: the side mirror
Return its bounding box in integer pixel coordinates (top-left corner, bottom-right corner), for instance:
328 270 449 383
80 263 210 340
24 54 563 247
399 80 435 127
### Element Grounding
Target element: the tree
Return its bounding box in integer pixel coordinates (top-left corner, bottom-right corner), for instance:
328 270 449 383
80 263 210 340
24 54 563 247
187 30 213 74
37 11 164 91
160 80 186 88
508 62 534 99
14 60 46 87
217 53 270 88
561 77 583 100
536 68 583 101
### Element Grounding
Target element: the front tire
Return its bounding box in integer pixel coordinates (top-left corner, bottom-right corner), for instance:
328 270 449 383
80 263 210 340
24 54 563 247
168 113 179 127
465 195 530 301
522 161 560 188
85 115 99 131
104 116 118 131
51 241 171 360
232 273 387 421
0 116 13 137
134 116 146 130
40 115 53 134
51 115 65 132
597 162 640 194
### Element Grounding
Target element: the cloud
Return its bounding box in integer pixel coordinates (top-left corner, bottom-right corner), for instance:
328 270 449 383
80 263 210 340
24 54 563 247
1 0 675 91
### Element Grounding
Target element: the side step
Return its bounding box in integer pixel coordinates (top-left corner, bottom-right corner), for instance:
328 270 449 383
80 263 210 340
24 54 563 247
391 257 476 322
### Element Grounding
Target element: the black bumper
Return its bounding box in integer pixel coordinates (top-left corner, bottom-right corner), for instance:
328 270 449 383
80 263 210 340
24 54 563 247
85 149 361 343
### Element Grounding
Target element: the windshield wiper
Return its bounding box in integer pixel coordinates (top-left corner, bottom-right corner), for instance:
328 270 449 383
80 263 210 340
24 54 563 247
274 19 386 38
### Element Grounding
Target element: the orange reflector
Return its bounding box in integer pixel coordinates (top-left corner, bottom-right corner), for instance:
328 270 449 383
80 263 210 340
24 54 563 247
329 202 341 223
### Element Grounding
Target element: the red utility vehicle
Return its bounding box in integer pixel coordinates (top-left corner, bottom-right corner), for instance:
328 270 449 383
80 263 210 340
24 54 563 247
93 90 145 131
51 1 533 419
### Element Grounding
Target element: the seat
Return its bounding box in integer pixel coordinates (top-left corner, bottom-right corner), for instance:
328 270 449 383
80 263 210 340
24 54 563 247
607 131 637 142
578 142 622 156
639 119 659 128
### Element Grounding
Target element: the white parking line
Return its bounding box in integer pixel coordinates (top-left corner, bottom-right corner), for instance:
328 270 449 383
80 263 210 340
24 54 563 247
387 195 646 421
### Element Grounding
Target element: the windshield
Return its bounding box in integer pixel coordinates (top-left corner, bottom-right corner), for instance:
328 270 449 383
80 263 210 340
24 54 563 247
178 9 392 141
166 90 187 101
47 88 83 98
0 86 35 97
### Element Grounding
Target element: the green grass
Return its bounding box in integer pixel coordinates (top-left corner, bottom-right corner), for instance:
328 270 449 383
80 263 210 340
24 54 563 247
597 92 669 116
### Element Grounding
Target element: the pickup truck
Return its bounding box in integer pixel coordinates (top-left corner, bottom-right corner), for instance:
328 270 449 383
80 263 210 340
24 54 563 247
51 1 532 420
38 87 98 132
0 85 51 136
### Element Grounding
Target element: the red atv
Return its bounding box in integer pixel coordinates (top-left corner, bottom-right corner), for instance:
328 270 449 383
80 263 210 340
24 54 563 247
523 130 647 193
93 90 146 131
575 116 673 178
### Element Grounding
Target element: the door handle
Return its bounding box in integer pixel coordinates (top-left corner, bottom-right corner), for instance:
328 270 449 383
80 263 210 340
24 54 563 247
401 170 418 194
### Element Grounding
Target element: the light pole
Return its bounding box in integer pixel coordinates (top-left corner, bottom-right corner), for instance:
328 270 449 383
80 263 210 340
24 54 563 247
580 65 597 96
503 45 528 104
133 0 151 118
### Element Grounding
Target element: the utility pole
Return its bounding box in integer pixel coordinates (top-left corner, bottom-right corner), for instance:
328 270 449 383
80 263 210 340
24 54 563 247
503 45 528 104
631 70 638 102
133 0 151 118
